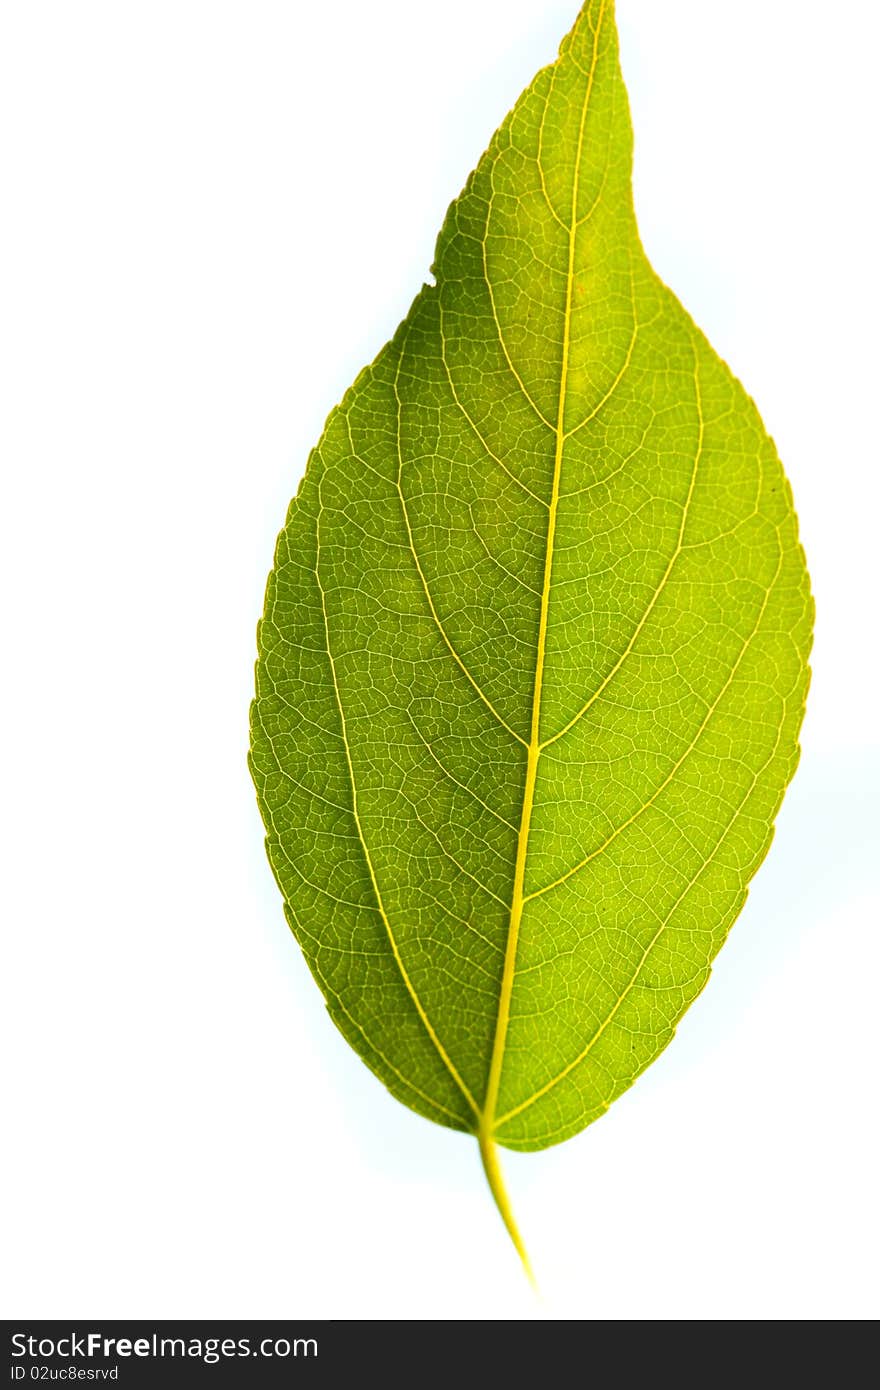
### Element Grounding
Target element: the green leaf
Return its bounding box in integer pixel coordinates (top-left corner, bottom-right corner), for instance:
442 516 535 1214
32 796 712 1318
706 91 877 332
250 0 812 1269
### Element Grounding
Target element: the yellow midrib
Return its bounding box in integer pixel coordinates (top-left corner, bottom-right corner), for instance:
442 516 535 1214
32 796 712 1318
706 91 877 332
480 7 606 1153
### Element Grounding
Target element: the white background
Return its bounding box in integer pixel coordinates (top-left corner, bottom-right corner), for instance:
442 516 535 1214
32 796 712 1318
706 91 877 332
2 0 878 1321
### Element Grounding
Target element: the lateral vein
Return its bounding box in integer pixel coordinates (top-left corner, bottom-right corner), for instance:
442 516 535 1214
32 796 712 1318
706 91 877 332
525 539 784 906
542 350 703 751
496 611 787 1130
393 341 529 749
314 470 480 1122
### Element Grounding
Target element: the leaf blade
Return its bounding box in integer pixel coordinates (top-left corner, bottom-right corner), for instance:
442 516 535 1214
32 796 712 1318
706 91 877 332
250 0 812 1164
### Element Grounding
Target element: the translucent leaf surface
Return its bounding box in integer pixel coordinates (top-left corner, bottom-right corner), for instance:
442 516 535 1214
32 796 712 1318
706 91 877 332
250 0 812 1260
